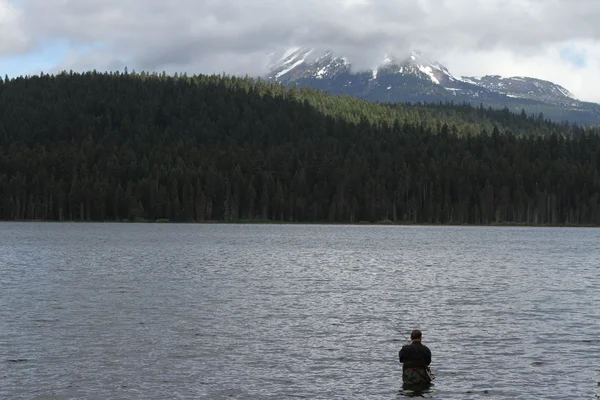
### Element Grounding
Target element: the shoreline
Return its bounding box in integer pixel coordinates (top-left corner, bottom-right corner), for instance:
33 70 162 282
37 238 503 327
1 219 599 228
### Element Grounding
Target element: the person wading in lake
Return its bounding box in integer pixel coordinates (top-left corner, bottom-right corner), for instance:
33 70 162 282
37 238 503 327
399 329 433 386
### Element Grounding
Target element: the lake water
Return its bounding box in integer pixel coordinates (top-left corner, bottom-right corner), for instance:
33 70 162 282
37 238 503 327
1 223 599 399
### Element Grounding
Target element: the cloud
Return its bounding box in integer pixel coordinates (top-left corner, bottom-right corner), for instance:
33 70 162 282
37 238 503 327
0 0 29 54
3 0 600 101
441 41 600 102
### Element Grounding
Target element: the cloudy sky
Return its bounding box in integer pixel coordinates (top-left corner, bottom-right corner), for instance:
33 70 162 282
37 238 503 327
2 0 600 102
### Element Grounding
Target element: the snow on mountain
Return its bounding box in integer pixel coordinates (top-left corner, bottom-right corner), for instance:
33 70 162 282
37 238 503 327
268 47 317 79
267 48 578 104
269 48 457 86
268 48 351 81
264 47 600 124
460 75 575 102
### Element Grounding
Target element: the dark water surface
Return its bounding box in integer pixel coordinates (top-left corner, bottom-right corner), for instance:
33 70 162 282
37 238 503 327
1 223 599 399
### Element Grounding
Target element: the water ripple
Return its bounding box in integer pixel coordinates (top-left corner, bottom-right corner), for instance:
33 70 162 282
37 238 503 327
0 223 599 399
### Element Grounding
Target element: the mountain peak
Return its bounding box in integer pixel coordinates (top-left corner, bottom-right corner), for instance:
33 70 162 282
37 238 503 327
266 47 579 105
268 47 455 86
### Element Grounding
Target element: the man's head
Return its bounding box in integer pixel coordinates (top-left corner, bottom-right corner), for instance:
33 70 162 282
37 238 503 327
410 329 422 341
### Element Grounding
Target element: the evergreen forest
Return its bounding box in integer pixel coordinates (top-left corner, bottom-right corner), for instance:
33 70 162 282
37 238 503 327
1 70 600 225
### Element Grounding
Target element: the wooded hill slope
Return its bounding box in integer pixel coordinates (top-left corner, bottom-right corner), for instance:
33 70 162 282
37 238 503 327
1 71 600 225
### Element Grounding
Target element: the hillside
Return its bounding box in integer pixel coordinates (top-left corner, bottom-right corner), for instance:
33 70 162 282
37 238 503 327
1 71 600 225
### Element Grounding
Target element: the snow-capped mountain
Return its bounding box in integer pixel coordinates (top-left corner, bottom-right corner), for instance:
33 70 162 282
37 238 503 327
266 48 600 125
268 48 456 88
460 75 574 103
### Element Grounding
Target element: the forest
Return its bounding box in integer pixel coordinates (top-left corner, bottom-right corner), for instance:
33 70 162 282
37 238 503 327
1 70 600 225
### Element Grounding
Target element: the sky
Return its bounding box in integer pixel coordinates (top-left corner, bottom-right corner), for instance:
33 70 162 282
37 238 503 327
2 0 600 102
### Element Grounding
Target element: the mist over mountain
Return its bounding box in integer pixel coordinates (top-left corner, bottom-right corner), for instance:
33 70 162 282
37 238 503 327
265 48 600 125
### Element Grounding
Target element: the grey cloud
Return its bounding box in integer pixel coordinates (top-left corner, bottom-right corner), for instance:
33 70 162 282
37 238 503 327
9 0 600 77
0 1 30 54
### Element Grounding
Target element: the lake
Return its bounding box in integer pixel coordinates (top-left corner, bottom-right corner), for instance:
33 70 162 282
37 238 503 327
1 223 599 399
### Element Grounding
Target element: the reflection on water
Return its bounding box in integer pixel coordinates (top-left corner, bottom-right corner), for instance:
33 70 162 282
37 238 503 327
399 382 434 398
1 222 599 399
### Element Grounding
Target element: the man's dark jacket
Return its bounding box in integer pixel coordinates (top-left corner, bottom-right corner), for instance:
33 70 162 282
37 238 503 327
399 341 431 370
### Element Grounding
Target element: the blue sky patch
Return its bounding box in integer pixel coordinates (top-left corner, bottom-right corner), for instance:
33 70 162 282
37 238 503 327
560 46 587 68
0 41 110 78
0 40 69 78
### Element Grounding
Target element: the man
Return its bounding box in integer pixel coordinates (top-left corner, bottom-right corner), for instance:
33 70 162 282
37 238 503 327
399 329 432 386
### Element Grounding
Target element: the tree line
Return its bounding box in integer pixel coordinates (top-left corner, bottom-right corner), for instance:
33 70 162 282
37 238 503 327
1 70 600 225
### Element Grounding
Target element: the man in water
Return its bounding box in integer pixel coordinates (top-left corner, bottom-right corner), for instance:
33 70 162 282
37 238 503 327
399 329 432 386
